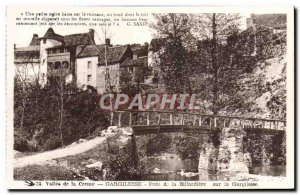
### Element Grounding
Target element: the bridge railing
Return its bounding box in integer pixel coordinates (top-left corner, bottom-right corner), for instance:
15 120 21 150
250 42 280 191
109 110 286 131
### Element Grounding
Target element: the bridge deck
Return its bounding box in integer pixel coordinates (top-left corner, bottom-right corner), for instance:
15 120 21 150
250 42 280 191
131 125 285 135
109 110 286 135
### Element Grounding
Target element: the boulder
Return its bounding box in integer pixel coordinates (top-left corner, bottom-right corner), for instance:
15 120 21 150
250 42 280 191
86 161 103 170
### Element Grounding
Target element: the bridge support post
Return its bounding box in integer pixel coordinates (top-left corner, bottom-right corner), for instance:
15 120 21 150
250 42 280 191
217 127 250 173
198 134 219 172
198 127 252 174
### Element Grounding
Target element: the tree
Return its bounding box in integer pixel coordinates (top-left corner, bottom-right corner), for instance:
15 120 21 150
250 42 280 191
14 52 44 133
191 13 242 115
150 13 194 93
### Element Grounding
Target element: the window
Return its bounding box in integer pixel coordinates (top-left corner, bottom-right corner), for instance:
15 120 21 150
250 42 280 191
47 62 54 69
54 61 61 69
62 61 69 69
43 39 46 44
87 61 92 69
87 75 92 82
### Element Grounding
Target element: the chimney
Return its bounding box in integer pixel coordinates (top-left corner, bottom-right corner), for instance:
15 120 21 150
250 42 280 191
89 29 95 43
14 44 16 50
105 38 110 47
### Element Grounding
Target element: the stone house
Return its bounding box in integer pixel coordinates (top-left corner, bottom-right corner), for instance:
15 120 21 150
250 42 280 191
76 39 133 94
14 27 96 86
121 43 149 85
14 28 151 94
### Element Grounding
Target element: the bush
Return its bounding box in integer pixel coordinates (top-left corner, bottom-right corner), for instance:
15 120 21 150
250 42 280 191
103 139 151 181
14 133 29 152
42 136 62 151
146 134 172 156
174 134 202 160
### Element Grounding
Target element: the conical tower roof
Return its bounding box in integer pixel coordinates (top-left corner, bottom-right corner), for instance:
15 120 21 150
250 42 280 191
41 28 64 42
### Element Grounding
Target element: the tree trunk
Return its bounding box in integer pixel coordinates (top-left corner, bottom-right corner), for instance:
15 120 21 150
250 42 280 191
20 98 26 131
211 13 218 115
59 77 64 147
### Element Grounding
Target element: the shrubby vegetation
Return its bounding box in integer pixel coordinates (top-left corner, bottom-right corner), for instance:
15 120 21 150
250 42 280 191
14 80 110 152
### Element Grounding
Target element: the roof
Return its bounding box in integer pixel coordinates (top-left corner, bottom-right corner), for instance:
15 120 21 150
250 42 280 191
40 28 64 42
121 56 148 67
77 44 131 65
40 28 94 46
130 43 149 57
14 45 40 52
29 34 40 46
64 33 94 47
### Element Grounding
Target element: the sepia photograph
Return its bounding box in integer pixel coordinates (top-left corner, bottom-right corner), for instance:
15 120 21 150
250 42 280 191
6 6 294 190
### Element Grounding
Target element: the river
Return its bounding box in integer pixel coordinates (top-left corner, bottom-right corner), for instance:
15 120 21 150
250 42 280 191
146 157 286 181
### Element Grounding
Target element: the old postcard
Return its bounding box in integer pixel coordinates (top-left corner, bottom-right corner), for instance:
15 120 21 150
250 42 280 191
6 6 294 190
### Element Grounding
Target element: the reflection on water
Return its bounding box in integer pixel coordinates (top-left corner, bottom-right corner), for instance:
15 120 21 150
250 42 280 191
251 165 286 177
147 157 286 181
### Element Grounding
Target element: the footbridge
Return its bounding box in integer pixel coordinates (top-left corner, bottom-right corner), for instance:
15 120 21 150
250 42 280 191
109 110 286 136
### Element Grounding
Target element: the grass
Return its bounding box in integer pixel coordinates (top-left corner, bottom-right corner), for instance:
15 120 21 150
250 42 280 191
14 165 78 180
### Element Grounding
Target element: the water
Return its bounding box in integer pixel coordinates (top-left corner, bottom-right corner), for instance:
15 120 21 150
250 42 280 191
147 157 286 181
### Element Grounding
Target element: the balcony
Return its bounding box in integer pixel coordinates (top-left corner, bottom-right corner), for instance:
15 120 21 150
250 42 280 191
47 52 70 62
48 68 70 77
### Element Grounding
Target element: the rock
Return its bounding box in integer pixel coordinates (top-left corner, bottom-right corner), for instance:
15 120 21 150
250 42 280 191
179 169 185 176
87 159 98 164
86 161 103 170
107 126 118 132
153 167 160 174
78 139 87 143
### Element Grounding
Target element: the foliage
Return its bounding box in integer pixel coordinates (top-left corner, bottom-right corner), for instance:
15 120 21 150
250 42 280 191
173 133 203 160
14 80 110 152
243 133 286 165
145 134 172 156
14 132 29 152
150 13 194 93
150 13 286 118
102 135 151 180
42 136 62 151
